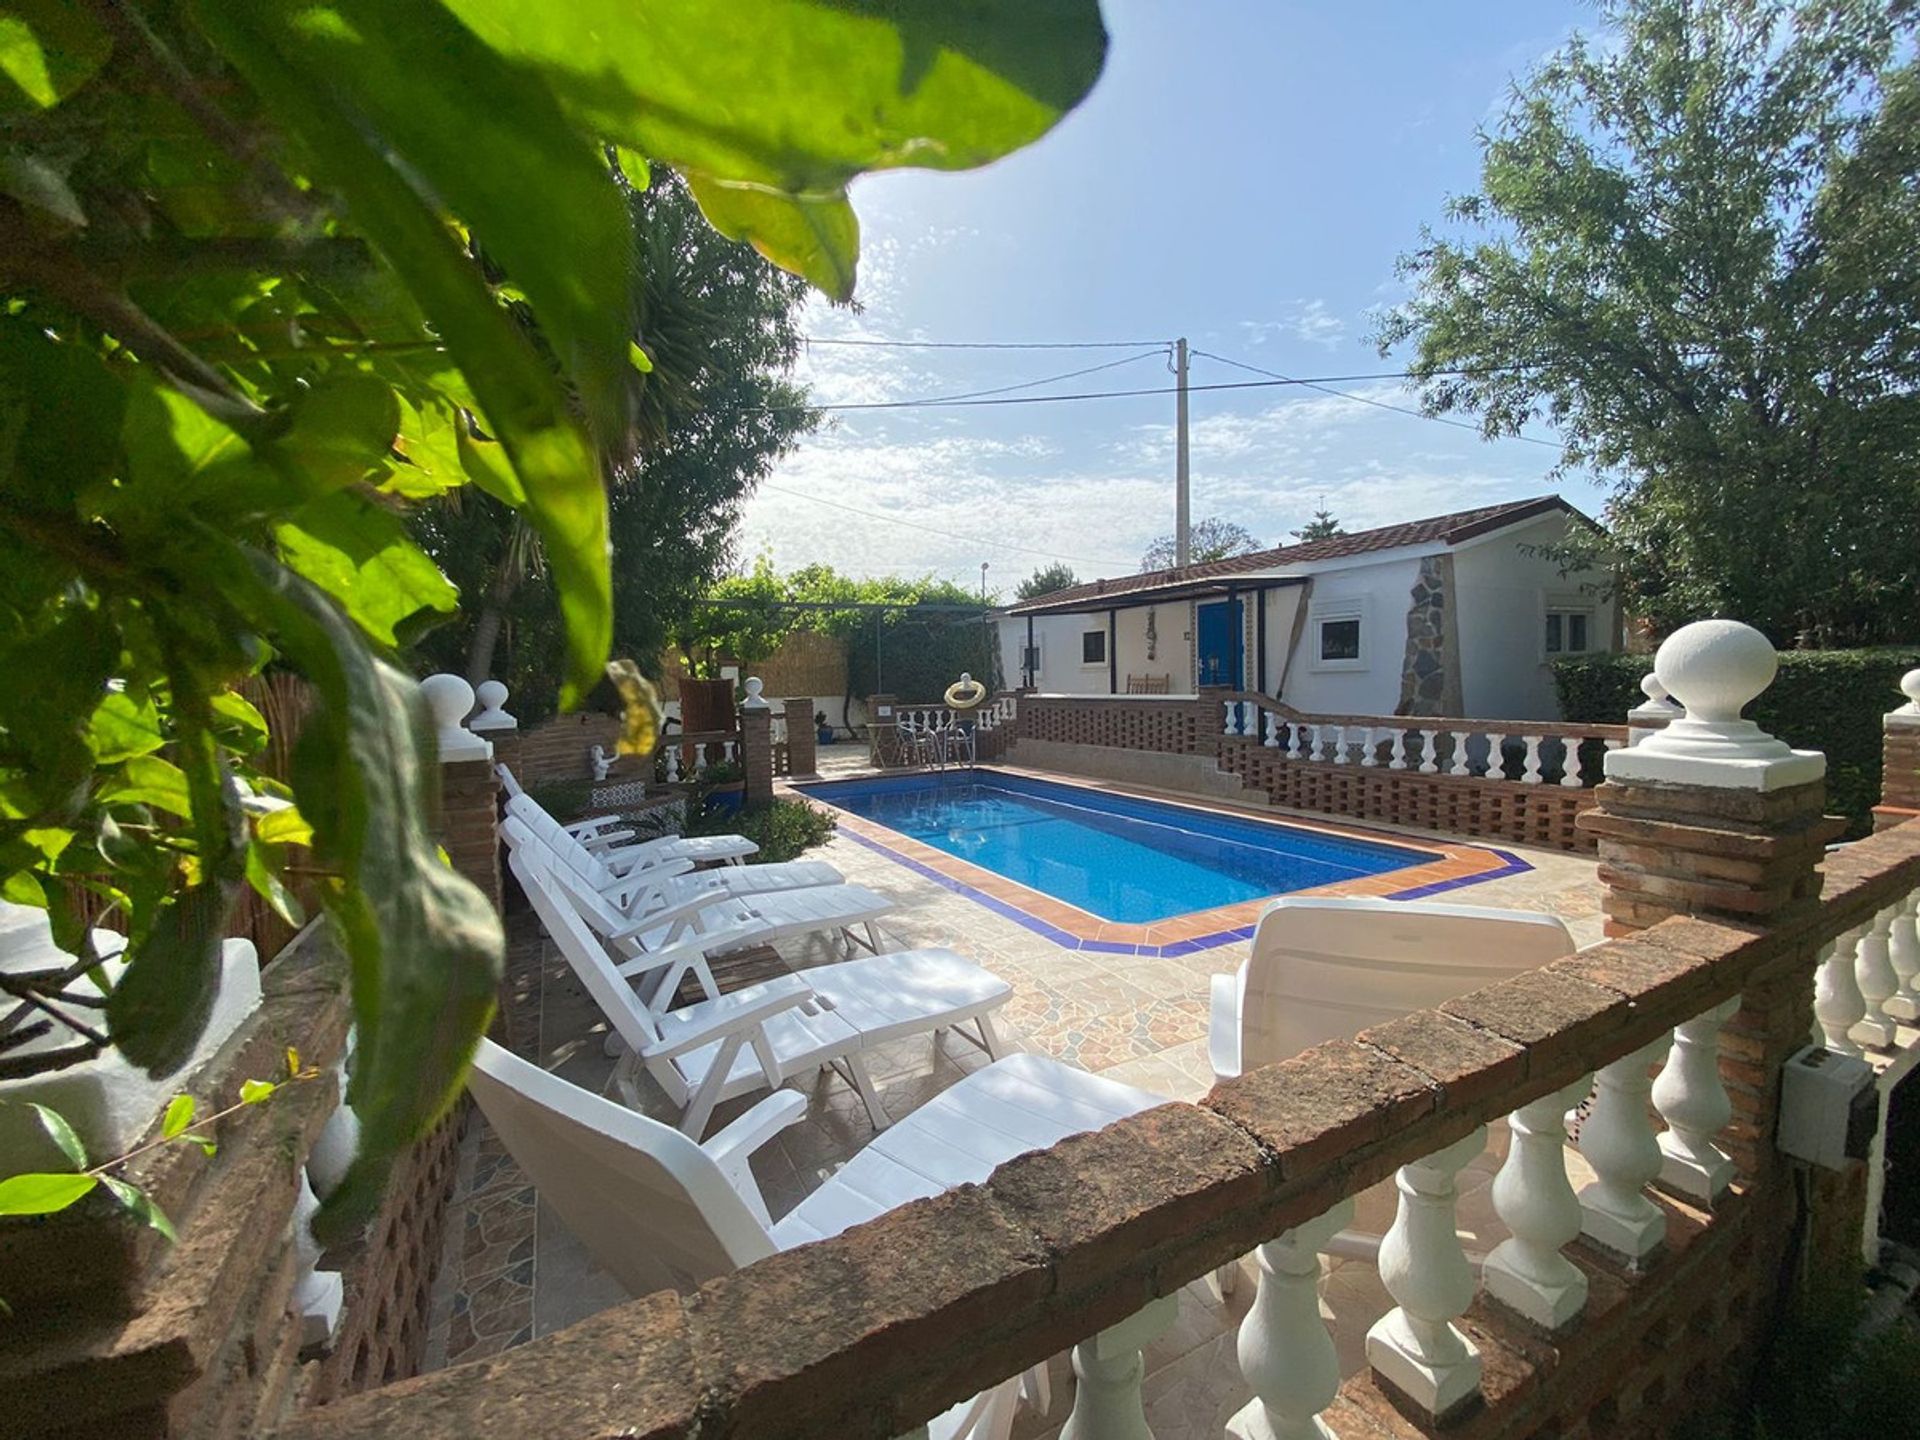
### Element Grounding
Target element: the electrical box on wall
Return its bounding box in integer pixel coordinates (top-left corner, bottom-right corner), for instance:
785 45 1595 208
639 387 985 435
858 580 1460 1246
1776 1046 1877 1169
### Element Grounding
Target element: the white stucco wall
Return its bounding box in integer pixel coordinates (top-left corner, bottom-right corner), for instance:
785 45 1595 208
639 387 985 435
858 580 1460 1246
1275 555 1423 715
1451 513 1617 720
997 601 1194 695
1258 586 1304 695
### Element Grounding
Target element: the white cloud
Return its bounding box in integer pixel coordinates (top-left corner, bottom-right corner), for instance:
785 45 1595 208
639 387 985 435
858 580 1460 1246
1238 299 1348 350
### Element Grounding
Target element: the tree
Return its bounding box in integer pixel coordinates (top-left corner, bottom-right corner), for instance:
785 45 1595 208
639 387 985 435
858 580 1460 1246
0 0 1107 1246
1140 516 1263 571
1291 509 1345 543
413 171 817 716
1377 0 1920 644
1016 562 1079 599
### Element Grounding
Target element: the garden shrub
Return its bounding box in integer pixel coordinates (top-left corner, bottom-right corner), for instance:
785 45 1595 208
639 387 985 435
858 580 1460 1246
687 797 836 863
1553 647 1920 834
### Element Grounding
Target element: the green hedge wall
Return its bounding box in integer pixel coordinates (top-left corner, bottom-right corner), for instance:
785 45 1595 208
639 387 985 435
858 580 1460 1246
1552 648 1920 837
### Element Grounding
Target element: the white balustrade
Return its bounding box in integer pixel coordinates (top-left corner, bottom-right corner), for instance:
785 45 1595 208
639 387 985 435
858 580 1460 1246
1264 711 1282 748
292 1168 344 1347
468 678 518 733
1387 729 1409 771
1307 723 1324 762
1484 1077 1593 1331
1812 931 1867 1058
1652 998 1740 1202
1331 724 1350 764
661 746 683 784
1359 726 1379 767
1059 1294 1178 1440
1228 1197 1354 1440
1886 892 1920 1023
1365 1127 1487 1421
1852 905 1899 1050
1558 738 1585 788
1284 722 1303 760
1520 735 1544 784
306 1053 359 1199
1576 1038 1669 1261
1447 731 1472 778
1418 729 1439 775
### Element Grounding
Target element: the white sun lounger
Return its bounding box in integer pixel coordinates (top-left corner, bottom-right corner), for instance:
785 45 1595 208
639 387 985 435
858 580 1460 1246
1208 895 1576 1080
504 790 758 873
466 1039 1162 1439
510 846 1010 1135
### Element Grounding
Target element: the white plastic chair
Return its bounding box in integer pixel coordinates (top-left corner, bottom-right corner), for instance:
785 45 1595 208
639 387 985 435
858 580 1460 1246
509 845 1011 1136
465 1038 1163 1439
498 767 759 865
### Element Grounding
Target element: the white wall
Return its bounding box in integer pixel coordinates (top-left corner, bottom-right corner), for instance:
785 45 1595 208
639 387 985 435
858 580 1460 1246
997 602 1194 695
1259 586 1304 695
1276 554 1422 715
1451 513 1617 720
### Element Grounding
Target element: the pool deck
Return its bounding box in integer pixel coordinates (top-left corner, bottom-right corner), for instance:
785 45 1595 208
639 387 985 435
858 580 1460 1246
422 751 1605 1437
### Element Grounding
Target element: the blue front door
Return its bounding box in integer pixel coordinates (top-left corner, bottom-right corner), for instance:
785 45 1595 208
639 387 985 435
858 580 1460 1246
1195 599 1243 689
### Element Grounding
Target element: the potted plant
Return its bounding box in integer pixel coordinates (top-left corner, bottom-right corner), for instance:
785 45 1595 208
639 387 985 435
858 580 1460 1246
815 709 835 746
697 760 746 817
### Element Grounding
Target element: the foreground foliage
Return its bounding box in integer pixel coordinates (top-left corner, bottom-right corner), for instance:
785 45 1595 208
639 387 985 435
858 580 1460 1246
1381 0 1920 644
0 0 1107 1240
686 795 837 865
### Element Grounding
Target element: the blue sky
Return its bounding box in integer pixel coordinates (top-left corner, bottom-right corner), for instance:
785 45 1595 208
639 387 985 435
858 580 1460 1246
738 0 1612 593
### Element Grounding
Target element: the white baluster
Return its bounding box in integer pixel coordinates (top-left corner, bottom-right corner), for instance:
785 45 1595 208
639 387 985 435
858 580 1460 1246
1387 729 1408 771
292 1168 344 1347
1576 1039 1669 1262
1060 1294 1178 1440
1558 737 1586 788
1304 723 1321 762
1652 998 1740 1202
307 1060 360 1200
1331 724 1350 764
1228 1197 1354 1440
1284 722 1302 760
1485 1076 1593 1331
663 746 682 783
1447 731 1472 778
1365 1127 1487 1422
1418 729 1439 775
1223 701 1236 737
1264 711 1281 748
1853 905 1899 1049
1520 735 1544 784
1813 932 1867 1058
1359 725 1379 767
1886 892 1920 1023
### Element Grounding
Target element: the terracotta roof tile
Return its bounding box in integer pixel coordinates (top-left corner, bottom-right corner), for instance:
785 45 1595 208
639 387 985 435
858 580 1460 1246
1008 494 1588 614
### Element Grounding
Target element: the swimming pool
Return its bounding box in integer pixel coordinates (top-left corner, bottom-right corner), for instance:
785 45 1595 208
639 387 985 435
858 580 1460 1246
798 771 1442 925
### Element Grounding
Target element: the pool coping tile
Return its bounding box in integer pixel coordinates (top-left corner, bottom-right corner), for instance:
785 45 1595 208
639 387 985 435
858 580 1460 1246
795 768 1534 957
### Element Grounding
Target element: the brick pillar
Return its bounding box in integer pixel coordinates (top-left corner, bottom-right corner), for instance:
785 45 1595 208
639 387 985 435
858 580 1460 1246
1874 667 1920 831
1576 622 1844 1191
420 674 503 913
739 678 774 809
783 697 817 778
867 693 897 766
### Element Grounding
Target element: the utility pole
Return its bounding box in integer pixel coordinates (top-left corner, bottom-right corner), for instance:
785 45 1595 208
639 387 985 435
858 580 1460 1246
1174 336 1190 568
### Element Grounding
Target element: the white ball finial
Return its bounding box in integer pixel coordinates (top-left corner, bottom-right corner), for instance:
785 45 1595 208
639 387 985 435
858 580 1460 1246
1653 619 1777 725
1639 672 1672 704
420 674 490 761
740 676 770 711
1605 619 1822 790
1899 668 1920 717
470 679 517 732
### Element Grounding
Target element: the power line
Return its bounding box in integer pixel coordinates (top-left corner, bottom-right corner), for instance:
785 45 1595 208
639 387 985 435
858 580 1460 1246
755 481 1132 570
727 366 1536 416
904 347 1168 405
1189 349 1568 451
802 335 1169 351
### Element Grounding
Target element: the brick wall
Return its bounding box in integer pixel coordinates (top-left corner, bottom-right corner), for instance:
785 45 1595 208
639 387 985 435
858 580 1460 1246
1880 714 1919 830
502 711 623 789
1017 693 1219 756
438 756 501 915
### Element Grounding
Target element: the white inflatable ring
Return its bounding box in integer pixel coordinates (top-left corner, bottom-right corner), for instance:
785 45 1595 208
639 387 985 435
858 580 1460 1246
944 676 987 710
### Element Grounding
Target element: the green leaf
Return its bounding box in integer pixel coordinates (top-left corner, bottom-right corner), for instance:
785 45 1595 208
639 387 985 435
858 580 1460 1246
105 881 235 1077
206 543 501 1243
268 373 401 493
253 804 314 848
209 691 270 755
99 1177 177 1243
85 691 166 765
0 151 85 228
195 1 611 708
612 145 649 190
97 755 192 818
239 1078 277 1105
684 177 860 302
454 423 528 506
0 1 110 112
274 491 458 647
626 340 653 375
162 1094 195 1140
244 838 305 926
0 1172 96 1215
26 1103 87 1169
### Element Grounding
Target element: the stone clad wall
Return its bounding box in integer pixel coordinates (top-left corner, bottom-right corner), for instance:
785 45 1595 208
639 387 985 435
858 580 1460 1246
1397 553 1464 716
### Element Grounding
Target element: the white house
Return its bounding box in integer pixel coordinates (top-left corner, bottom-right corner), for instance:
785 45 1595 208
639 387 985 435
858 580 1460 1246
997 495 1617 721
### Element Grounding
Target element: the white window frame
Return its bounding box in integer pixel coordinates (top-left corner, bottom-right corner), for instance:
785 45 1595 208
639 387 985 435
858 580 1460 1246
1080 628 1108 669
1542 595 1599 659
1308 597 1369 674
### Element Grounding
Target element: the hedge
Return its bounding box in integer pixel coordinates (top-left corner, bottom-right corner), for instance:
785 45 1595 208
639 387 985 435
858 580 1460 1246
1552 648 1920 836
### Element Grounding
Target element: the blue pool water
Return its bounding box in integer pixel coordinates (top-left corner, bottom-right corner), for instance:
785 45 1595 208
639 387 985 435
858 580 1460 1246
800 772 1438 924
